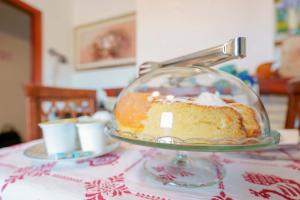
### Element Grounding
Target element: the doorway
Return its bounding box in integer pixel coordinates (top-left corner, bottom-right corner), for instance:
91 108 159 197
0 0 41 141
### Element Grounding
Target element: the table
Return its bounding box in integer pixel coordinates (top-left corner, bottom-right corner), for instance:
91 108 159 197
0 140 300 200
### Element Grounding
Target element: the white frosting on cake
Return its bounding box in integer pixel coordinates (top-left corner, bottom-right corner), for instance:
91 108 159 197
194 92 228 106
162 92 228 107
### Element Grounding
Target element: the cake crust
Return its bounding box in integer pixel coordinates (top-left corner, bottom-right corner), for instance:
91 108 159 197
115 93 152 133
229 103 261 137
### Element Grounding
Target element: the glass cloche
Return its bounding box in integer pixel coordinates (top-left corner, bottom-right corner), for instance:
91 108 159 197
107 37 280 152
107 37 280 187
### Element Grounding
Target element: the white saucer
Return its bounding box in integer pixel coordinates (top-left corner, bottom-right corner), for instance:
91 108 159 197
23 138 120 161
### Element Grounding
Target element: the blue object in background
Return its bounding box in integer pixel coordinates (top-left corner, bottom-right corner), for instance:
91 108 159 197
219 64 237 76
213 79 232 94
218 64 259 94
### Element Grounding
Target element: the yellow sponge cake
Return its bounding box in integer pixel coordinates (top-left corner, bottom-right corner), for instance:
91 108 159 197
115 92 261 142
143 101 247 140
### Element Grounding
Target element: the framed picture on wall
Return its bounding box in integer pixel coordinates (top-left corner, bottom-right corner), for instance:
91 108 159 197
74 13 136 70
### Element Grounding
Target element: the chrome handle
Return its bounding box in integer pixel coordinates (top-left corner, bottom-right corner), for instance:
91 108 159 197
138 37 246 76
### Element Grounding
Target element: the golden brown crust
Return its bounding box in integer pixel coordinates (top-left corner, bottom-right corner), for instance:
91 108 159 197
114 92 152 133
229 103 261 137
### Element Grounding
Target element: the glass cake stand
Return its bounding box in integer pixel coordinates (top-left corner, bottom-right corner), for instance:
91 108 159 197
107 37 280 187
107 125 280 187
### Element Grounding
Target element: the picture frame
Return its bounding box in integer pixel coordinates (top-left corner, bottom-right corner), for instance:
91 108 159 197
74 13 136 70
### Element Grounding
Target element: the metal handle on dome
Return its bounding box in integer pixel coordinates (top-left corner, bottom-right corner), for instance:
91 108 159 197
138 37 246 76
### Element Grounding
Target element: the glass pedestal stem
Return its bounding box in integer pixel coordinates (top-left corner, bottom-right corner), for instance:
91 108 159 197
173 151 189 167
144 151 224 187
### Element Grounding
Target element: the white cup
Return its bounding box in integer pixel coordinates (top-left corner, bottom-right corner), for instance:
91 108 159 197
39 120 77 155
76 121 107 153
92 111 112 123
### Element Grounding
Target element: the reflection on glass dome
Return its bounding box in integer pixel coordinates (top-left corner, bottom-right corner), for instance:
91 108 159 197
113 66 270 145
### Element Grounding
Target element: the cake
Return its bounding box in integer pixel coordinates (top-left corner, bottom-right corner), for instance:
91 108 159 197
114 92 152 133
114 92 261 142
143 101 247 140
229 103 261 137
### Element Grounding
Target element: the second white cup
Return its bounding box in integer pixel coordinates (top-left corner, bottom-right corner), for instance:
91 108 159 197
76 121 107 153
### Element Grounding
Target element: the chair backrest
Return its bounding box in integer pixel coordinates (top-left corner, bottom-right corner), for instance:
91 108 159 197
285 78 300 129
23 84 97 141
104 88 123 97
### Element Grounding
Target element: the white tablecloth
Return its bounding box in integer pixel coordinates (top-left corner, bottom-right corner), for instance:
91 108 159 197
0 140 300 200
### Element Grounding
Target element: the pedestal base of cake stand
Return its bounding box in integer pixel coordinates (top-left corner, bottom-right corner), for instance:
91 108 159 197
144 151 224 187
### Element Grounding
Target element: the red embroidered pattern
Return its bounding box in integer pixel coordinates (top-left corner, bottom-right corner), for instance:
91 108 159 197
151 165 194 183
1 162 56 192
210 154 234 200
212 191 234 200
243 172 300 200
84 173 131 200
77 153 119 167
135 192 171 200
139 149 159 158
285 164 300 172
221 158 234 164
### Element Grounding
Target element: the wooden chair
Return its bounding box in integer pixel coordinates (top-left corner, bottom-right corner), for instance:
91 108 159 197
285 78 300 129
23 84 97 141
103 88 123 97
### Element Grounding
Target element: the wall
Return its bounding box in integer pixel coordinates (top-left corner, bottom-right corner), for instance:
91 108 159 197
137 0 275 73
22 0 73 87
71 0 137 92
0 2 30 138
19 0 275 91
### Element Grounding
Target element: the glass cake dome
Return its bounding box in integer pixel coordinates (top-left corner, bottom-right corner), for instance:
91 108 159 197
107 37 280 151
107 37 280 187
